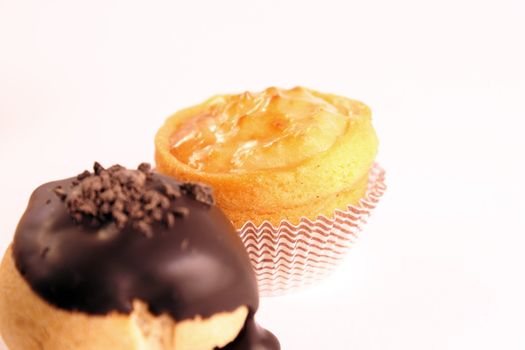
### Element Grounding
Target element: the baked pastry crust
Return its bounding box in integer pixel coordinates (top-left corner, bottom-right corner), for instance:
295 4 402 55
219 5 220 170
155 87 378 227
0 247 247 350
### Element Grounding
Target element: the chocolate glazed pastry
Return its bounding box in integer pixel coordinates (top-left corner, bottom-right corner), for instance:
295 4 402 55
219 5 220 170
1 162 279 350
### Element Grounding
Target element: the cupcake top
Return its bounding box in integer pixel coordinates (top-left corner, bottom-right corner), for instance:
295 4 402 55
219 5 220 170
169 86 370 173
12 162 258 321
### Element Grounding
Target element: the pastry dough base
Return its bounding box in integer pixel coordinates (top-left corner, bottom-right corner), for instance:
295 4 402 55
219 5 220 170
0 247 247 350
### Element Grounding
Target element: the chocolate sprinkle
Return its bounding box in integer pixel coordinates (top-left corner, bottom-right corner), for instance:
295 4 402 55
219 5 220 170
173 206 190 218
53 162 213 237
52 186 67 201
181 183 215 206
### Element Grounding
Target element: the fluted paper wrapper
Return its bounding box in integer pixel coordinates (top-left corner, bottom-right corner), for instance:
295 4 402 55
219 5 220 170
237 163 386 297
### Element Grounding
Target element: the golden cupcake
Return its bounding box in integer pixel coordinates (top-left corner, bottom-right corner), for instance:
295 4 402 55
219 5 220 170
0 163 279 349
155 86 379 228
155 86 385 295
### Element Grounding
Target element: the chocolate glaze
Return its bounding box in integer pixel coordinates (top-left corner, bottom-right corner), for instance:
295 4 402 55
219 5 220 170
12 171 279 349
220 313 280 350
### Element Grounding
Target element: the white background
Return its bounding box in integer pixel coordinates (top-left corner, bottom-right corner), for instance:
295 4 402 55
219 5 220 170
1 0 524 349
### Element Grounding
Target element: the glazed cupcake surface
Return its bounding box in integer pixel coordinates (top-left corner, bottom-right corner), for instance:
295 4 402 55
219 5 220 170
155 86 378 228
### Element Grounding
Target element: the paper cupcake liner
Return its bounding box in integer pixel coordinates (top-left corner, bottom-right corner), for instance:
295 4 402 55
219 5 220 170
237 163 386 297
